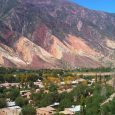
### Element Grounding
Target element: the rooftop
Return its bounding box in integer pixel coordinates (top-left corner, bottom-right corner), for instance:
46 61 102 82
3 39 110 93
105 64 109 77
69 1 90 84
65 105 81 112
7 102 16 107
37 106 56 112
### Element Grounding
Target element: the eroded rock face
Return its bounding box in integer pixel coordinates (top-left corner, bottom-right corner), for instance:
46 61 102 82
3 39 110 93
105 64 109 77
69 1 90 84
0 0 115 69
15 37 60 69
106 39 115 49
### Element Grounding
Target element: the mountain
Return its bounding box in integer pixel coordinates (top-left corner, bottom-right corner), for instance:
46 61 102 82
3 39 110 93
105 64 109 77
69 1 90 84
0 0 115 69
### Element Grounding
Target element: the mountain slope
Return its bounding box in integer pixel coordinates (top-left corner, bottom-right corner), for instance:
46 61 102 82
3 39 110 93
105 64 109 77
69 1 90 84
0 0 115 69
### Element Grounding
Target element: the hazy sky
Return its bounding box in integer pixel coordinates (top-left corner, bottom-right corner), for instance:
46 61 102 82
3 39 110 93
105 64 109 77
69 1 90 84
70 0 115 13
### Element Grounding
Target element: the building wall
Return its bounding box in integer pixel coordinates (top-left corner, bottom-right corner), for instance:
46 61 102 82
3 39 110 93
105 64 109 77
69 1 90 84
0 108 21 115
36 110 53 115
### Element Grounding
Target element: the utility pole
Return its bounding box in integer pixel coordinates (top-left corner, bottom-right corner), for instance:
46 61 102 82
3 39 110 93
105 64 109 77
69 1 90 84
112 67 115 90
113 74 115 90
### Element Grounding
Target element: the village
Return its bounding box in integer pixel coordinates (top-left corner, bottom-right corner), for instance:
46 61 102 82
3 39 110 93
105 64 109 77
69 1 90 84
0 77 88 115
0 67 115 115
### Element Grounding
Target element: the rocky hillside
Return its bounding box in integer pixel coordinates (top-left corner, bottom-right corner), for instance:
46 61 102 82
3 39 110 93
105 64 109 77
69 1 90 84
0 0 115 69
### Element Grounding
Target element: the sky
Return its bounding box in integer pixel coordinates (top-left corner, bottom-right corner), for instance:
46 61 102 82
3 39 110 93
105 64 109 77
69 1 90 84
70 0 115 13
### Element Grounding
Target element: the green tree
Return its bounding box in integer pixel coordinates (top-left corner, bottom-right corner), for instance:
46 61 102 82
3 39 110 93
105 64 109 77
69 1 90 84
101 98 115 115
49 83 58 92
8 88 20 101
15 96 28 107
59 98 72 110
38 93 54 107
0 98 6 108
21 105 36 115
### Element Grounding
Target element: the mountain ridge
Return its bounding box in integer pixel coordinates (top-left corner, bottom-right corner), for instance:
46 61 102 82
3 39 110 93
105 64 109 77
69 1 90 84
0 0 115 69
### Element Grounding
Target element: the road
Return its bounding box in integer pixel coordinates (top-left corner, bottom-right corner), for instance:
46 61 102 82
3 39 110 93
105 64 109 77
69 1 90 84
101 93 115 106
74 72 115 77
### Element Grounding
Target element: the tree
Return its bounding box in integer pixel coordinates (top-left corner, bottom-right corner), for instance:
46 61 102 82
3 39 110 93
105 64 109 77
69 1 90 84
71 84 86 103
59 98 72 110
0 87 5 94
80 95 86 115
101 104 110 115
15 97 28 107
48 83 58 92
28 81 34 88
86 96 101 115
0 98 6 108
21 105 36 115
8 88 20 101
101 98 115 115
38 93 54 107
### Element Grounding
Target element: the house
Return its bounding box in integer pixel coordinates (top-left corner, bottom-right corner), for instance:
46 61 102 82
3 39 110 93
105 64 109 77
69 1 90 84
36 89 40 93
60 105 81 115
37 79 42 82
34 81 44 88
0 99 21 115
0 83 20 89
7 101 16 107
20 90 30 95
50 102 59 108
60 110 74 115
66 105 81 113
71 80 78 85
36 106 56 115
60 82 65 85
20 90 31 99
0 106 21 115
58 88 73 94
